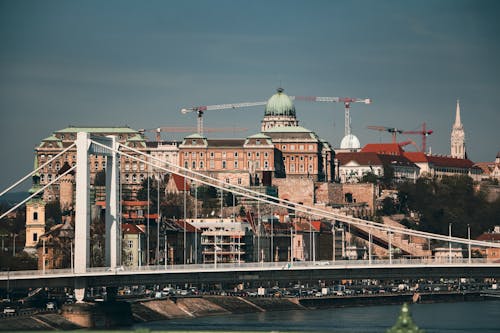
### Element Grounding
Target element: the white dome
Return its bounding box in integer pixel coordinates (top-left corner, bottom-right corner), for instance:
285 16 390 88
340 134 361 149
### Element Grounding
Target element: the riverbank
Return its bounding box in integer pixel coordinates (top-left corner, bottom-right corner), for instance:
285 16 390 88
0 292 495 330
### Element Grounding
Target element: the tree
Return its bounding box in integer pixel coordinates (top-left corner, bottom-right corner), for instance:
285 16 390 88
361 172 378 184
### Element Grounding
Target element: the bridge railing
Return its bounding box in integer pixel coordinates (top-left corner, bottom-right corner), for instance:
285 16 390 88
0 258 493 279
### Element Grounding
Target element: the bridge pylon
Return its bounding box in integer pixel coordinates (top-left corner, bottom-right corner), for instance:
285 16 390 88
74 132 120 301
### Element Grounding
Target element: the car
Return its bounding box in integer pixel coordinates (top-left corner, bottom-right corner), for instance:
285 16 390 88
3 307 16 314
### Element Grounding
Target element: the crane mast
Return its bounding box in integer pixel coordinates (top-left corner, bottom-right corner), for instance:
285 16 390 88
292 96 372 137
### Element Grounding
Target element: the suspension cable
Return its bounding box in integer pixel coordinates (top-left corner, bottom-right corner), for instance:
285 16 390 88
92 140 500 249
0 143 76 198
0 165 76 220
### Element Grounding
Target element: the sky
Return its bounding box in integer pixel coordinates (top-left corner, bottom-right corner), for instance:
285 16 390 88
1 0 499 191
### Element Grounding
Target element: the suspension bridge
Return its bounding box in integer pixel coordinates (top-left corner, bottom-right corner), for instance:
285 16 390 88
1 132 499 301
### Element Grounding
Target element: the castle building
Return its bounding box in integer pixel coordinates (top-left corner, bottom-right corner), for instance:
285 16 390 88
451 100 466 159
179 88 334 188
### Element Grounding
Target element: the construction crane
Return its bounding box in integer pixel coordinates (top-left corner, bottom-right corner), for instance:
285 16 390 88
401 122 433 153
367 126 404 143
181 93 371 138
180 101 267 136
367 122 433 152
142 127 248 142
292 96 372 138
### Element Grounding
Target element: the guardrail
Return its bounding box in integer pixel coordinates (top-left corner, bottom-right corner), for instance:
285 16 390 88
0 258 493 280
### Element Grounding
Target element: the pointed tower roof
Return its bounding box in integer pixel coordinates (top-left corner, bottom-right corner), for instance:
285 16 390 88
454 99 462 128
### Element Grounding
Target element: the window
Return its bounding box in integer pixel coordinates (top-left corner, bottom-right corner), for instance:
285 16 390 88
95 162 99 171
40 174 45 182
184 152 188 157
300 156 304 161
192 161 196 169
309 156 313 160
282 145 286 150
299 165 304 172
33 233 38 242
127 253 134 263
234 152 238 157
125 174 130 182
256 139 261 145
48 174 52 182
290 164 295 172
290 144 295 150
192 152 196 158
299 145 304 150
309 145 314 151
291 156 295 161
184 161 188 168
264 160 269 169
247 152 251 158
222 161 226 169
127 240 134 249
237 178 242 185
234 161 238 169
140 163 145 171
255 161 260 169
256 152 260 157
264 152 268 158
222 152 226 158
200 152 204 157
308 165 313 173
132 174 137 182
199 161 204 169
209 160 214 169
140 174 145 182
210 152 214 158
33 212 38 220
225 178 230 183
40 154 45 160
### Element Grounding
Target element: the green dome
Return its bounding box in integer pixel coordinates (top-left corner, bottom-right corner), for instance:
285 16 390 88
265 88 296 117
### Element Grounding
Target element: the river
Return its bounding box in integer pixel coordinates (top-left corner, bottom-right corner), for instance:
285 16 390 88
134 300 500 333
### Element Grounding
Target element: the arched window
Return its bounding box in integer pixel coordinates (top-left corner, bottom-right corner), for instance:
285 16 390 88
33 212 38 220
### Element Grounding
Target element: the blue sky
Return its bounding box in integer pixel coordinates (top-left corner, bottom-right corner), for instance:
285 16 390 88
1 0 499 190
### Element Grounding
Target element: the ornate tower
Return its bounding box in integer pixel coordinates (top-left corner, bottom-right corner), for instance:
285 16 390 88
24 157 46 254
261 88 299 131
451 100 466 159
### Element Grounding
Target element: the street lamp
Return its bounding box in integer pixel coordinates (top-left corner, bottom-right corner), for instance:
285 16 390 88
448 223 452 263
332 225 335 263
467 224 471 264
11 233 17 257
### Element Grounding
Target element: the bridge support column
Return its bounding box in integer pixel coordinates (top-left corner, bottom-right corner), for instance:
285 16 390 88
74 278 87 303
75 132 90 274
105 136 119 268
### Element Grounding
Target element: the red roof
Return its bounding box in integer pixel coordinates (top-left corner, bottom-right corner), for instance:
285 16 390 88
336 152 417 168
426 154 475 168
123 200 148 207
171 174 191 192
403 151 428 163
404 152 477 169
476 233 500 242
122 223 144 234
361 143 405 156
336 152 383 166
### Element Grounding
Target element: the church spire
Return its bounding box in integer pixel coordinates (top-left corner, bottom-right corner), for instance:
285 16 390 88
454 99 462 128
451 99 466 159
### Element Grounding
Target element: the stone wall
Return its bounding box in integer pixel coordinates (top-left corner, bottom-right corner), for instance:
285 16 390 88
340 183 376 214
273 178 314 206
